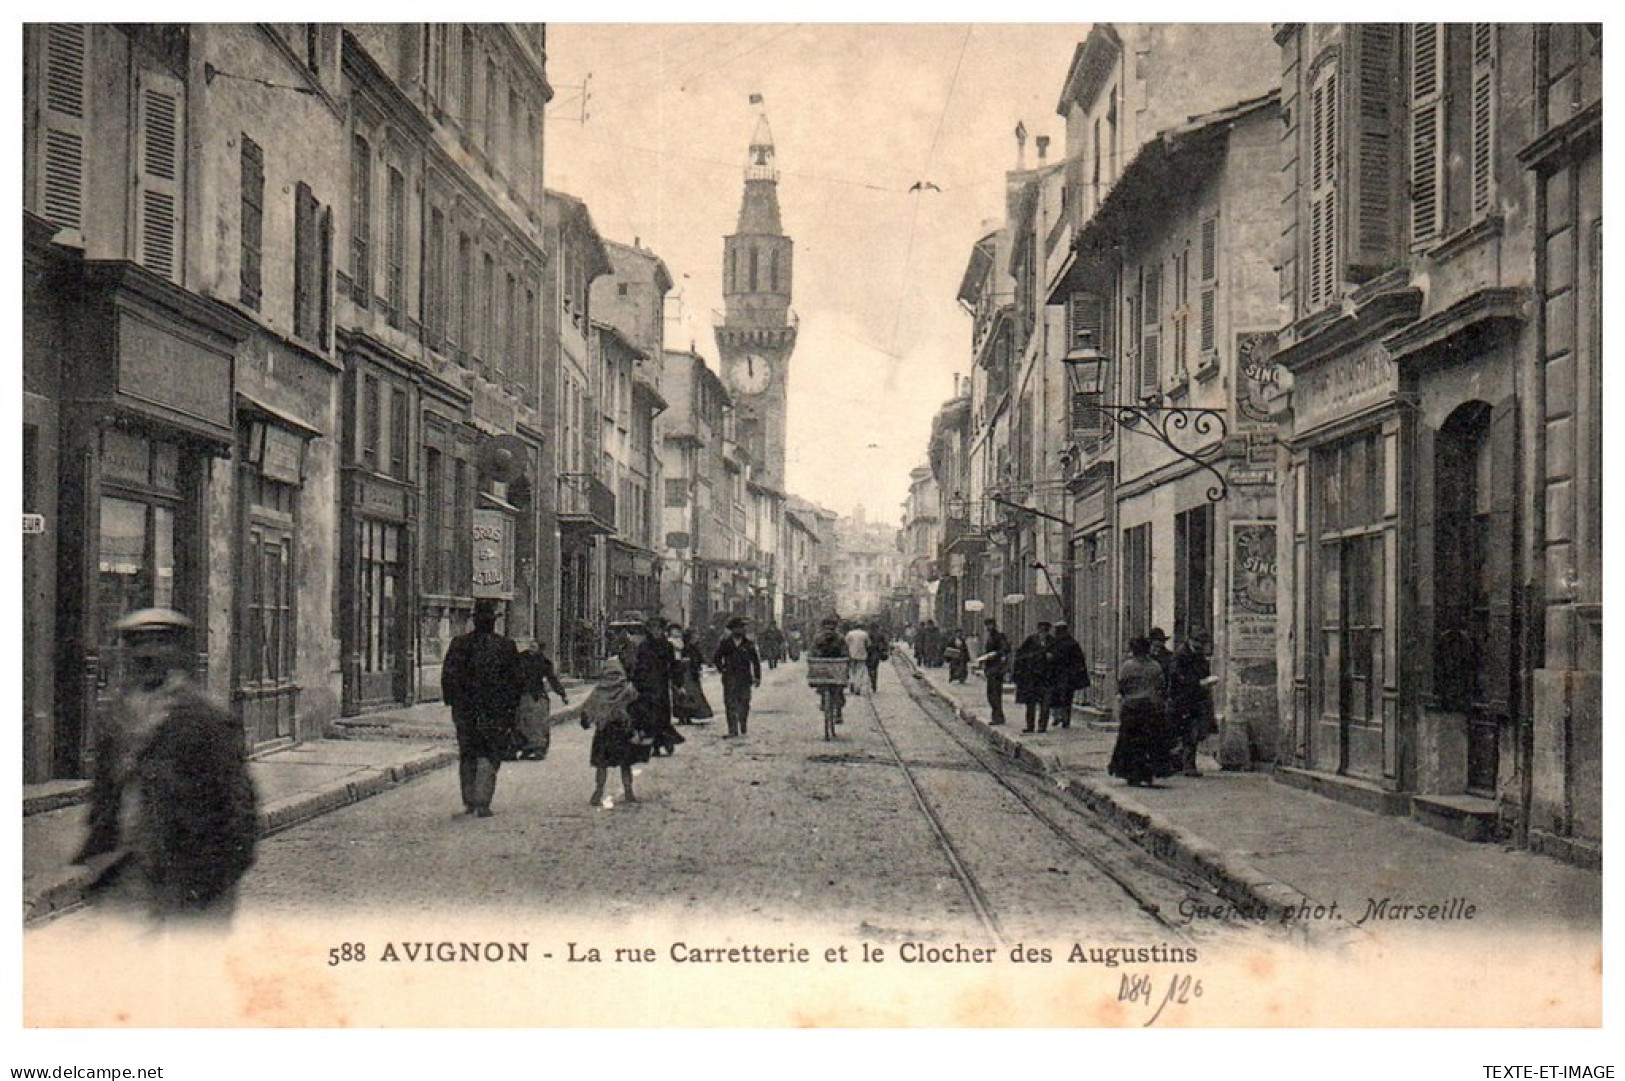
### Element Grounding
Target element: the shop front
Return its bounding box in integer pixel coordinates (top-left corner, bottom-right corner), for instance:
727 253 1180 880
52 262 250 777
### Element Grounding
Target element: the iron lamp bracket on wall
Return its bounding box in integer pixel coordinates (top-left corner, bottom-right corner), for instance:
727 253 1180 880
1062 345 1230 503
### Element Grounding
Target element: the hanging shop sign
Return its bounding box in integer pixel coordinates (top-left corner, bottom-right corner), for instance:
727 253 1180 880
472 509 513 599
963 599 985 613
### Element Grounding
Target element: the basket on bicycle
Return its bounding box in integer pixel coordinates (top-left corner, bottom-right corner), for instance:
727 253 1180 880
805 657 848 686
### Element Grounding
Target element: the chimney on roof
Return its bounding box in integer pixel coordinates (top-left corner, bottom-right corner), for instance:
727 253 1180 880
1037 135 1050 162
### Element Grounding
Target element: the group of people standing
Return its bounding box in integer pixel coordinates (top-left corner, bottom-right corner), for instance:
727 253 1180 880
1108 628 1217 787
1005 620 1092 732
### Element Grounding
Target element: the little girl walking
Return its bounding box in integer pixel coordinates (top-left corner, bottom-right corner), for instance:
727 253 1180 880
578 657 649 807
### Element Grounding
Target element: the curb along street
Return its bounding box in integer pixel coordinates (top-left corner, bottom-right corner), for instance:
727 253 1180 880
894 652 1330 937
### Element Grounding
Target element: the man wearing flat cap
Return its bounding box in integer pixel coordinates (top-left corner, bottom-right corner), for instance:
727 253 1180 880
441 598 522 817
74 608 259 924
711 616 762 738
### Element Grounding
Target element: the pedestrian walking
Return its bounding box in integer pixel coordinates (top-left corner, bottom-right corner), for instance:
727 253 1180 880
74 608 259 925
1108 636 1177 787
844 622 872 696
1045 622 1091 730
759 622 787 669
944 630 970 683
1166 631 1217 777
441 599 524 817
978 618 1010 725
514 639 569 759
712 616 763 737
671 626 713 725
579 657 647 807
1012 621 1053 732
865 626 889 691
629 614 685 756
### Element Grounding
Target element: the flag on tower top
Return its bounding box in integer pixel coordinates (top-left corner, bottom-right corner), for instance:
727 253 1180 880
749 93 764 105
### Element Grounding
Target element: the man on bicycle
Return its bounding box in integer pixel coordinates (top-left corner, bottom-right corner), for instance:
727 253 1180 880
811 617 847 722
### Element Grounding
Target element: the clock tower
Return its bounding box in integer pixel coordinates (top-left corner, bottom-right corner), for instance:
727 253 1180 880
716 108 796 489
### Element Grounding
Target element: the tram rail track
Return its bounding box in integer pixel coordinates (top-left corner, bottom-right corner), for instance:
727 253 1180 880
860 657 1234 945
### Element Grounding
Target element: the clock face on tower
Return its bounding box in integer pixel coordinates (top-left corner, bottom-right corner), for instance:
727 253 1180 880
728 353 773 396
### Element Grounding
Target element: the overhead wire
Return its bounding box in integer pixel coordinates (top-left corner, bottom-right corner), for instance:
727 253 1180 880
887 26 974 359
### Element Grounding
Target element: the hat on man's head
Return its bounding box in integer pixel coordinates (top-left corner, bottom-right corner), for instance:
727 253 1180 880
473 598 501 619
1148 627 1168 642
726 616 747 630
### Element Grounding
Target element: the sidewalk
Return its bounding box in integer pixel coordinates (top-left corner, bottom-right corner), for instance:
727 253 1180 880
898 651 1600 939
22 685 590 925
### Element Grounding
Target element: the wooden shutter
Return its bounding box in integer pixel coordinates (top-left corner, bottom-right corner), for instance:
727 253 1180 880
319 202 333 347
1348 24 1401 270
1409 23 1445 248
1199 216 1218 354
39 24 89 241
1068 292 1104 434
1141 263 1162 396
1307 66 1339 309
1481 397 1516 715
240 136 264 309
1470 24 1496 218
135 69 185 283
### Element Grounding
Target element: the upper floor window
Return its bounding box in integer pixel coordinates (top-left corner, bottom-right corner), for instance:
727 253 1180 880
36 23 89 243
350 135 371 307
385 166 406 328
240 136 264 310
293 181 332 349
135 68 186 283
1408 23 1499 250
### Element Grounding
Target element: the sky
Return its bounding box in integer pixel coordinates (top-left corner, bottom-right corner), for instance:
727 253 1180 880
543 23 1091 523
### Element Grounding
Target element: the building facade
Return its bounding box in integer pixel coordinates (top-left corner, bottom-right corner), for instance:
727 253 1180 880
24 25 344 776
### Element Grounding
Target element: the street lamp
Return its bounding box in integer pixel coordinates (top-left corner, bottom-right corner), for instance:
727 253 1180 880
1062 339 1229 503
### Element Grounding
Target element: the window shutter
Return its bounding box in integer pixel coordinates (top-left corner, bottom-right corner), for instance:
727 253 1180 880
1409 23 1445 248
1470 24 1496 218
1067 291 1103 351
1141 263 1162 395
1481 396 1516 714
319 202 333 347
1199 216 1218 353
39 23 89 241
135 69 185 283
240 136 264 309
1348 24 1401 271
1307 68 1339 309
351 136 371 307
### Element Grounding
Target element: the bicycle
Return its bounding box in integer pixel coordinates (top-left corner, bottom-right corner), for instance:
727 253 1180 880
806 657 847 741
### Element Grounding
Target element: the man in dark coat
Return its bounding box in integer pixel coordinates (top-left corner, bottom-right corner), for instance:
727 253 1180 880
1045 621 1091 730
630 614 685 755
1011 621 1053 732
864 626 890 691
441 598 523 817
75 608 258 924
979 617 1011 726
1147 627 1173 678
712 616 763 737
1166 631 1216 776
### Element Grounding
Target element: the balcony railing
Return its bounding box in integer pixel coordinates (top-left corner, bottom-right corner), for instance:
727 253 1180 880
558 473 616 534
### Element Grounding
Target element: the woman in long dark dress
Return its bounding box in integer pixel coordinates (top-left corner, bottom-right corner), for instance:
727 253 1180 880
579 658 648 806
670 626 713 724
1108 636 1177 787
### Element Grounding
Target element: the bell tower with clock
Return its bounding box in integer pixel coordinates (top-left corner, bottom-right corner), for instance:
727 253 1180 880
716 107 797 490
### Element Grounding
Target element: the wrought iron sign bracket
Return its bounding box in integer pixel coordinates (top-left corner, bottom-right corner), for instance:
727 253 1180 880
1098 403 1229 502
